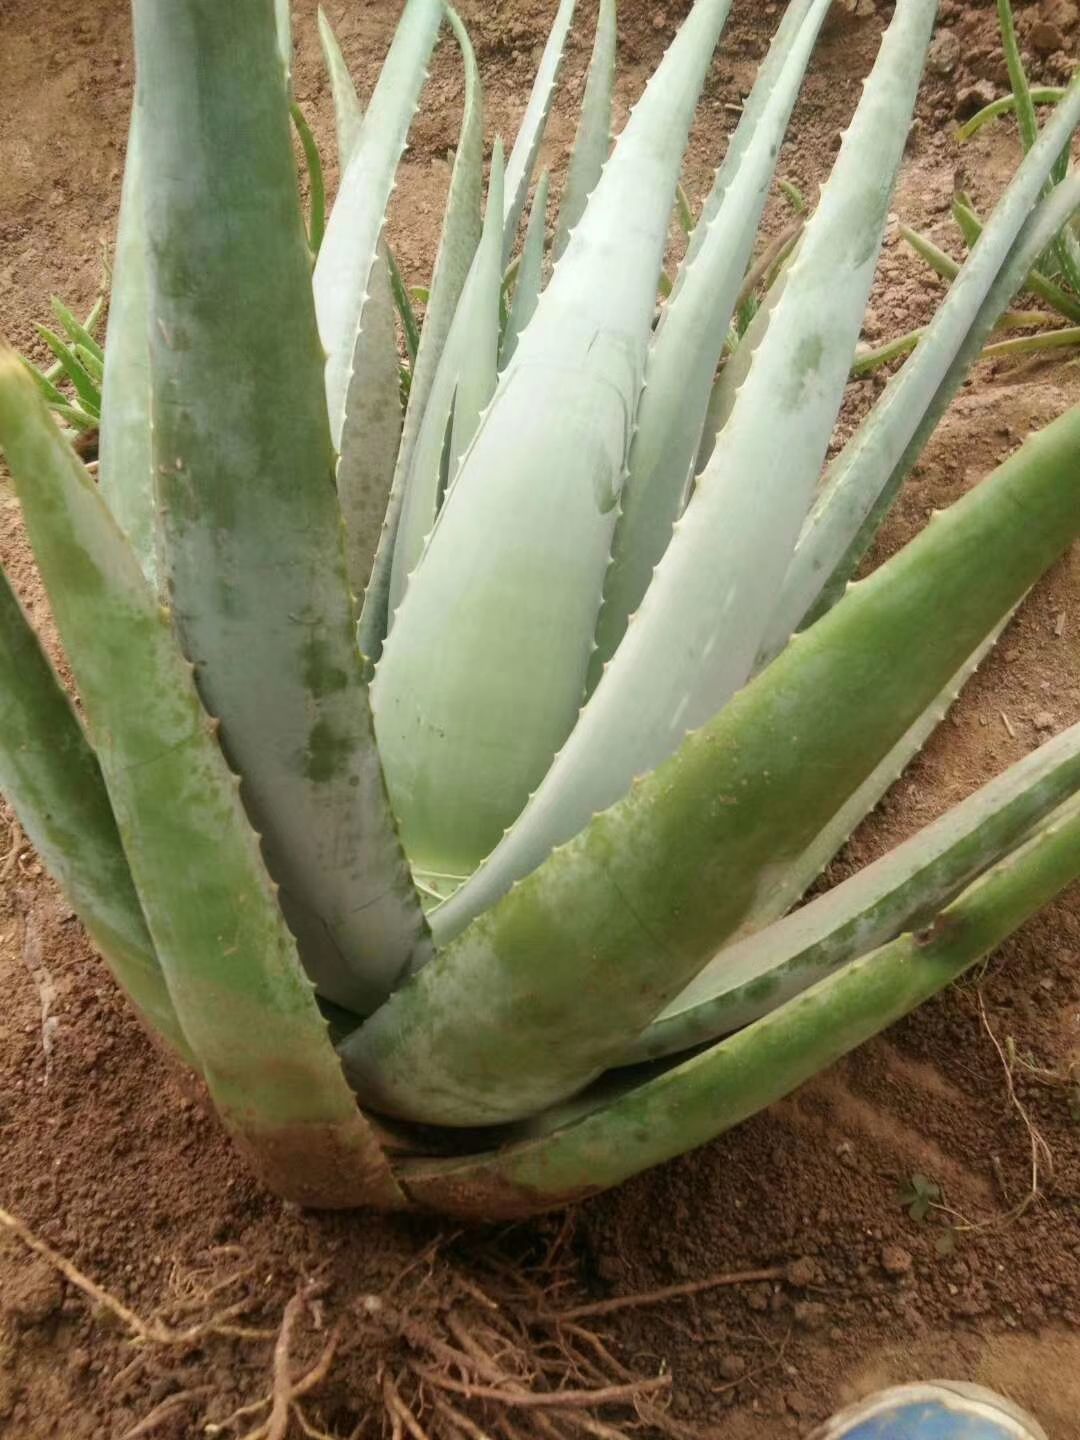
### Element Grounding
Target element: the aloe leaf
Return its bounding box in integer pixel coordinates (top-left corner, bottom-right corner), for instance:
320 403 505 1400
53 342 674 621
357 2 483 663
400 799 1080 1215
35 326 100 413
627 721 1080 1062
590 0 830 678
388 142 504 614
502 0 576 267
290 101 326 254
0 562 191 1064
0 351 403 1209
373 0 737 881
50 402 100 434
51 296 105 366
314 0 442 452
344 404 1080 1124
98 106 157 588
275 0 292 82
20 359 67 408
73 343 105 384
501 170 549 366
957 86 1066 142
386 244 420 365
318 6 364 167
997 0 1038 153
775 160 1080 647
136 0 428 1013
431 0 935 927
337 245 404 603
553 0 616 260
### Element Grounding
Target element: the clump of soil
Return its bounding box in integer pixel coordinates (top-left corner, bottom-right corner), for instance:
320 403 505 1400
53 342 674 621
1 1 1079 1437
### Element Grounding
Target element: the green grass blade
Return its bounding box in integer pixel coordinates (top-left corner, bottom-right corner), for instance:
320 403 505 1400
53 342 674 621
0 350 403 1208
314 0 442 453
553 0 616 260
136 0 428 1013
373 0 737 882
290 101 326 254
502 0 576 267
0 562 191 1064
501 170 549 365
98 107 157 588
628 720 1080 1061
401 799 1080 1215
50 296 105 366
590 0 830 680
356 2 483 663
997 0 1038 153
345 404 1080 1125
317 5 364 167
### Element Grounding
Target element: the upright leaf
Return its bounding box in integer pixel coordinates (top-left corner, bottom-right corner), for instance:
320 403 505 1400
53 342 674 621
135 0 427 1014
318 6 364 167
501 170 550 366
553 0 616 259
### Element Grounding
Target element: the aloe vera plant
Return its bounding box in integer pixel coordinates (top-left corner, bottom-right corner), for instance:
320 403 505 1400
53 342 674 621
1 0 1079 1216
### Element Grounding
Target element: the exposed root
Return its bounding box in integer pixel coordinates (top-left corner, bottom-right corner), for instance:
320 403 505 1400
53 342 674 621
552 1264 785 1321
119 1387 213 1438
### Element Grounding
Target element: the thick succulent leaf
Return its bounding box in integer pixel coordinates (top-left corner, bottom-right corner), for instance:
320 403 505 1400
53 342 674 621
591 0 830 678
0 560 190 1063
357 2 483 662
502 0 576 267
136 0 428 1013
314 0 442 451
338 244 403 601
501 170 550 366
373 0 737 880
97 106 156 588
275 0 292 82
318 6 364 167
399 799 1080 1216
626 720 1080 1061
434 0 936 932
0 351 403 1209
757 75 1080 661
343 403 1080 1124
388 142 505 615
553 0 616 259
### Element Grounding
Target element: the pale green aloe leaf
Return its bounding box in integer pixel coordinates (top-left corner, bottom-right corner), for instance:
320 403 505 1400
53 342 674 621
344 404 1080 1125
433 0 936 935
399 798 1080 1216
388 141 505 615
553 0 616 260
314 0 442 452
0 348 403 1209
51 297 105 366
501 170 549 367
357 1 483 663
98 107 156 588
35 327 99 413
337 244 403 602
318 6 365 167
502 0 576 267
590 0 831 679
0 560 191 1064
136 0 428 1013
373 0 737 882
756 77 1080 662
627 719 1080 1062
275 0 292 84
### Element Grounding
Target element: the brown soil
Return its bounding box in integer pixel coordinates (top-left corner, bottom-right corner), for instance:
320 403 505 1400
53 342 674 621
2 1 1079 1437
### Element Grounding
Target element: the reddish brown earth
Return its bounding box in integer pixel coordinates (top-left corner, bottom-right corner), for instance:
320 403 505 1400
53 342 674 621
1 1 1079 1437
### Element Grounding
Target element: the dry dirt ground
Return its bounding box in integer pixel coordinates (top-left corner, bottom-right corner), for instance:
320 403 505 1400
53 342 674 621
1 1 1080 1437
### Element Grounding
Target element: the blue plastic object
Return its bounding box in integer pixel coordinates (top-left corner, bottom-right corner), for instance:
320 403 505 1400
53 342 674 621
811 1384 1047 1440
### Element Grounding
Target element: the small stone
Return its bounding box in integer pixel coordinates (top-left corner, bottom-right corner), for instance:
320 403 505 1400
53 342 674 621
1041 0 1078 29
652 10 667 29
3 1258 64 1326
747 1286 770 1312
786 1256 819 1288
67 1347 92 1374
881 1244 913 1277
793 1300 829 1330
718 1353 747 1382
955 81 997 120
1030 19 1065 53
1033 711 1056 731
928 29 961 75
786 1390 813 1417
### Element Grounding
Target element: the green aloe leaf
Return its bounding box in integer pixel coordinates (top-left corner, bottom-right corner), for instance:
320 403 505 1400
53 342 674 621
373 0 737 882
399 798 1080 1215
35 326 100 413
502 0 576 266
357 2 483 663
626 721 1080 1061
434 0 936 932
501 169 549 366
318 5 364 167
136 0 428 1013
344 403 1080 1124
51 296 105 366
0 561 190 1064
0 349 402 1209
98 106 157 588
553 0 616 259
